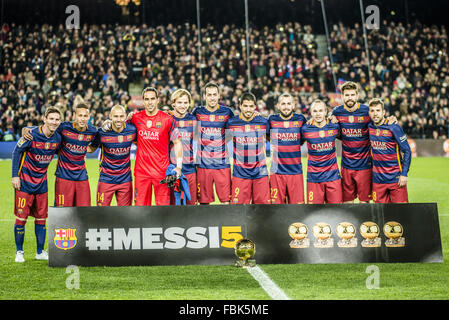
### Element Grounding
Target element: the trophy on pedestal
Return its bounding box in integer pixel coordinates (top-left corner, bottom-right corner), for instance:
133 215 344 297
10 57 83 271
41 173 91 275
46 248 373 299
336 222 358 248
288 222 310 248
312 222 334 248
360 221 381 247
383 221 405 247
234 238 256 268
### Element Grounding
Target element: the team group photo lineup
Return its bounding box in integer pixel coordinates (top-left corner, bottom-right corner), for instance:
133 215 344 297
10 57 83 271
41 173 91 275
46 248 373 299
11 78 413 262
3 0 449 304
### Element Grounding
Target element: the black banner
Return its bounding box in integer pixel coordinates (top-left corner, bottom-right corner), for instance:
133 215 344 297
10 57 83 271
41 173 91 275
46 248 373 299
48 203 443 267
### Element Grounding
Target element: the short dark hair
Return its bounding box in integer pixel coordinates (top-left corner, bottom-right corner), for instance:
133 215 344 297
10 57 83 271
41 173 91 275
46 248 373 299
239 92 257 105
74 102 89 112
202 82 219 95
340 81 358 94
142 86 159 99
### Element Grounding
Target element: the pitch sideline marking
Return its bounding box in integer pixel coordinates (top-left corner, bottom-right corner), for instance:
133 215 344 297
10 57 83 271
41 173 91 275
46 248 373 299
246 265 291 300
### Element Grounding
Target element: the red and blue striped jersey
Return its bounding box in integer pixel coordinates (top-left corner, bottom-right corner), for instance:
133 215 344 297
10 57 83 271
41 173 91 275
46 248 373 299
268 113 306 175
170 113 197 175
301 121 341 183
192 105 234 169
332 103 372 170
368 121 411 184
12 126 61 194
226 115 270 179
91 124 137 185
55 122 98 181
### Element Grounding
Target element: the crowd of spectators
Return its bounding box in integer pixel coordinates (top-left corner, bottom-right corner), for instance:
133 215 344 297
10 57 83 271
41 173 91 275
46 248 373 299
0 19 448 141
328 20 449 139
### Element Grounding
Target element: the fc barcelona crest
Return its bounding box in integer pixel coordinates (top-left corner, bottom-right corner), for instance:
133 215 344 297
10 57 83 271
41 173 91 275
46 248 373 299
349 116 354 123
358 117 364 122
54 228 77 250
155 121 162 128
319 130 325 138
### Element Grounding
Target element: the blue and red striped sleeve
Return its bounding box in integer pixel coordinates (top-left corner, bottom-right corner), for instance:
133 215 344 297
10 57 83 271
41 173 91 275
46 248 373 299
390 124 411 177
12 138 32 177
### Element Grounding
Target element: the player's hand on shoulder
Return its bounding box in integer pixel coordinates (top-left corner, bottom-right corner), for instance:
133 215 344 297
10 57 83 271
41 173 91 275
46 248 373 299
102 119 112 131
22 127 33 141
329 115 339 124
127 111 136 121
387 115 398 125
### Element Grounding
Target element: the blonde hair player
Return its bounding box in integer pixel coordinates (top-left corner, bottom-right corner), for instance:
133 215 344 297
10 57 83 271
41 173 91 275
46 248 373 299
169 89 198 205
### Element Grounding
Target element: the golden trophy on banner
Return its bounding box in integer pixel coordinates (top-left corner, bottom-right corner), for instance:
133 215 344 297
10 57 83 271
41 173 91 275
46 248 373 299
383 221 405 247
312 222 334 248
360 221 382 247
336 222 358 248
234 239 256 268
288 222 310 248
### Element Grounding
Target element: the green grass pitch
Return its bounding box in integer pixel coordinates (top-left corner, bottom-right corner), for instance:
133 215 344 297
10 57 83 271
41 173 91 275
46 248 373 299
0 157 448 300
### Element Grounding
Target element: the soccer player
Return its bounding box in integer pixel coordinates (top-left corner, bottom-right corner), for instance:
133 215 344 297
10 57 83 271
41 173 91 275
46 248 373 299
301 100 342 204
268 93 307 204
129 87 183 206
331 81 373 203
88 105 137 206
23 103 98 207
226 92 271 205
368 98 411 203
12 106 62 262
193 82 234 205
169 89 198 205
330 81 399 203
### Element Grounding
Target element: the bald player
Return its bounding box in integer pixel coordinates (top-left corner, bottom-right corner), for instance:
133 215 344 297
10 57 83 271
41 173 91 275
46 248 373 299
88 105 137 206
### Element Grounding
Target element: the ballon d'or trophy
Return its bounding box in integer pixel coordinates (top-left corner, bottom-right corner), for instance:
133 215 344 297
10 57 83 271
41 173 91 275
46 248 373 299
312 222 334 248
288 222 310 248
360 221 381 247
336 222 358 248
383 221 405 247
234 238 256 268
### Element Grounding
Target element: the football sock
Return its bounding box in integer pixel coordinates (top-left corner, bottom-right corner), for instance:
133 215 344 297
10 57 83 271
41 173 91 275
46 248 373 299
35 224 46 254
14 224 25 252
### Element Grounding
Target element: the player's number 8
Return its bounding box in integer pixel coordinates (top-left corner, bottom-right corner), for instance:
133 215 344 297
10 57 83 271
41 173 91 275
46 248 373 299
308 191 314 202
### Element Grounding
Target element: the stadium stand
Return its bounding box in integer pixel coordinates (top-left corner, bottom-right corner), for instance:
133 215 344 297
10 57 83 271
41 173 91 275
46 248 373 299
0 19 448 141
